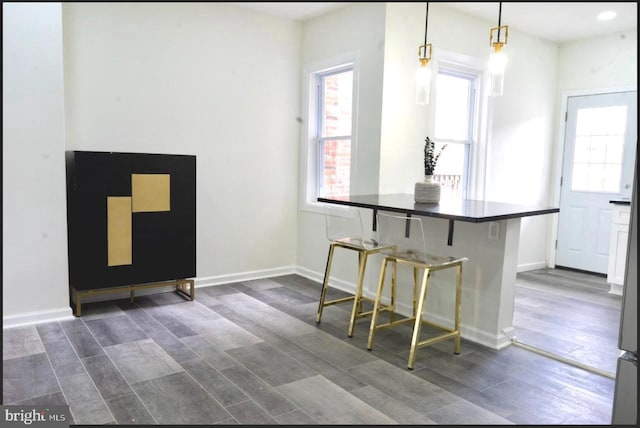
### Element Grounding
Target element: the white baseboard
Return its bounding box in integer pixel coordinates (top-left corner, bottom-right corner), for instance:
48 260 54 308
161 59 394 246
3 307 74 329
295 266 355 294
517 261 548 273
608 283 623 296
196 265 297 288
294 265 323 284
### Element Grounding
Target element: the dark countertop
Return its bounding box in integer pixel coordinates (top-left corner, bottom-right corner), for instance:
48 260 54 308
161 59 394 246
318 193 559 223
609 199 631 205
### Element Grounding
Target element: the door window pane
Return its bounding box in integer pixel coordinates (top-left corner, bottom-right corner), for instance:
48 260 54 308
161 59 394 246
573 136 591 163
605 136 624 163
571 105 628 192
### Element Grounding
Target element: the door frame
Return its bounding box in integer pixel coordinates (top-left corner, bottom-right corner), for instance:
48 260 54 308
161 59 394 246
548 85 637 269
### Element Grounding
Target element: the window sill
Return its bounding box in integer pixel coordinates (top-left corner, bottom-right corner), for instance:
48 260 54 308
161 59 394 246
299 199 327 215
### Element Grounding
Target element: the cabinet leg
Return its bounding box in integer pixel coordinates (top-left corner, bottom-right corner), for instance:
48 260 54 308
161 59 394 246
76 292 82 317
175 279 195 301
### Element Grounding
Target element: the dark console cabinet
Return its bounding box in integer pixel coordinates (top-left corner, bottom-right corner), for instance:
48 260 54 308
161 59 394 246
65 151 196 314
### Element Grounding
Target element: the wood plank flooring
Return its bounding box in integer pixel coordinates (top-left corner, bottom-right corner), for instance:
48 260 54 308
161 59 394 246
3 272 617 425
513 267 623 376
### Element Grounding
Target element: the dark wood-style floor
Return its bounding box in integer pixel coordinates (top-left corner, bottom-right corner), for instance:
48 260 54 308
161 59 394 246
3 270 617 425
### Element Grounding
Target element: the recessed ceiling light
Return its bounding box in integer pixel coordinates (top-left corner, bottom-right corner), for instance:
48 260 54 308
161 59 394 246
597 11 616 21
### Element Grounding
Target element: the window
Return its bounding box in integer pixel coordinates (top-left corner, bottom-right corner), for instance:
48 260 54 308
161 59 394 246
433 67 479 199
571 105 627 192
315 65 354 198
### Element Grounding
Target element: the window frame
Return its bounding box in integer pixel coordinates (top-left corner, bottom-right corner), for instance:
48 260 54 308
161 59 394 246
431 49 490 201
299 54 359 213
433 67 479 199
315 65 354 199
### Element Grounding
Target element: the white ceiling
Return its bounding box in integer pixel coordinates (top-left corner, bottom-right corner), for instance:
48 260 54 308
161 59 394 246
224 2 348 21
445 2 637 43
233 2 637 44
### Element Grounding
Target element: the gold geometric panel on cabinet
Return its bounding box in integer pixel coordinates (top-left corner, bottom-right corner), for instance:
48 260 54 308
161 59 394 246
132 174 170 213
107 196 132 266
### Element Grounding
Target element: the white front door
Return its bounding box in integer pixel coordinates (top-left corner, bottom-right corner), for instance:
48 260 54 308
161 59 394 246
556 91 637 274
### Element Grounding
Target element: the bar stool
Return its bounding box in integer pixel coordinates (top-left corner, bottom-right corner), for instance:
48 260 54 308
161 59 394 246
367 212 468 369
316 205 394 337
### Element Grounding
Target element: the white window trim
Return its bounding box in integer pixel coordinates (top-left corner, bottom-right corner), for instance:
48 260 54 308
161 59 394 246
299 53 359 214
432 47 490 201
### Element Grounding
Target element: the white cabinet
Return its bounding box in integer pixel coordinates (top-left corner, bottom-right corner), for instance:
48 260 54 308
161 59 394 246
607 203 631 295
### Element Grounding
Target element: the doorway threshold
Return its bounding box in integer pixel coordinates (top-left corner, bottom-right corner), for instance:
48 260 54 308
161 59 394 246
509 337 616 379
554 264 607 278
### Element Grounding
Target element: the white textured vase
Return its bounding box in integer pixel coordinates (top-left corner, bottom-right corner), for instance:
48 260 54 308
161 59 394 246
414 175 441 204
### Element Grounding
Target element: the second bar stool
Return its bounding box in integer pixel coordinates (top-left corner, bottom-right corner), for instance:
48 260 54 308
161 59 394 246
316 205 394 337
367 212 468 369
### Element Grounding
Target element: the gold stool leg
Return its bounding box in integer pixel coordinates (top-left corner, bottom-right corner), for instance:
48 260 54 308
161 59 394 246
408 268 430 370
357 252 364 315
412 266 419 317
453 264 463 354
317 244 336 323
390 259 397 323
367 257 389 350
348 250 368 337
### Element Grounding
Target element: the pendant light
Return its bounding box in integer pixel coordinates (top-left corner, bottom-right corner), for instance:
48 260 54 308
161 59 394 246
416 2 432 105
488 2 508 96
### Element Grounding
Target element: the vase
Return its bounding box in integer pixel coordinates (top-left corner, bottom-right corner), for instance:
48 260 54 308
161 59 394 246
414 175 441 204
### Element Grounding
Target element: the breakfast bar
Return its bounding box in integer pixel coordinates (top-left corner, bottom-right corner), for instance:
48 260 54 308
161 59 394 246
318 193 560 349
319 193 559 246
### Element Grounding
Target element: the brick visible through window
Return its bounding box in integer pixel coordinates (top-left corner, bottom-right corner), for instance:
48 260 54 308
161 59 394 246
318 67 353 197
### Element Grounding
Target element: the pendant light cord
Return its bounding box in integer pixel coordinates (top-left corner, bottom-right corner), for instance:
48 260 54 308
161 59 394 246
497 2 502 42
423 2 429 47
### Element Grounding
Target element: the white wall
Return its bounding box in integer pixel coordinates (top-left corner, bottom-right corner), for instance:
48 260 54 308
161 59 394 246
296 3 387 287
557 31 637 93
487 17 559 272
62 3 302 287
3 3 73 325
